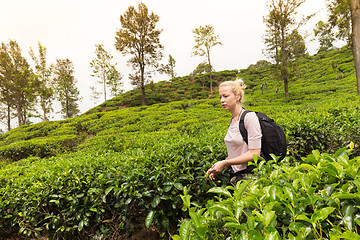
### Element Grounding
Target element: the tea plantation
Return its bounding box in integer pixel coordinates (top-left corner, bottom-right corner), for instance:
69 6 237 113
0 47 360 239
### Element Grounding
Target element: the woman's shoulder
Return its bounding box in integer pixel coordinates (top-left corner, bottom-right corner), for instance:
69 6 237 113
244 111 260 123
244 111 257 119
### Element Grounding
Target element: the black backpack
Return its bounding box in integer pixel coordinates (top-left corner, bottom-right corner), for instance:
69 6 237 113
239 110 287 161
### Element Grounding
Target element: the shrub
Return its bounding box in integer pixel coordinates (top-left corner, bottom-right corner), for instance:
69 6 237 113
0 135 80 161
173 148 360 239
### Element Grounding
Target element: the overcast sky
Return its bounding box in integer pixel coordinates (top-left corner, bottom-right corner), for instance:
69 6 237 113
0 0 328 123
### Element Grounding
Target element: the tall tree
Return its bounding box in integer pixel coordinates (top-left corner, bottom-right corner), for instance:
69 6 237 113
53 59 80 119
159 54 177 79
192 25 223 94
328 0 360 94
0 40 38 129
90 44 123 102
0 43 14 130
263 0 308 98
350 0 360 94
29 42 54 122
115 2 163 106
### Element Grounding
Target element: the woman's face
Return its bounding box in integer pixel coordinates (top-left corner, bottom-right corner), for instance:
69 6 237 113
219 85 240 111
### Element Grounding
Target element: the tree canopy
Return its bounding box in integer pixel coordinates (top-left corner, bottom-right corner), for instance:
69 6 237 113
263 0 307 98
53 59 80 119
90 44 123 103
29 42 54 122
0 40 38 129
115 2 163 106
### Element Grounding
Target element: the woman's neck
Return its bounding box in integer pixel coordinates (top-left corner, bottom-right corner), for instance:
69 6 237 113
231 104 242 120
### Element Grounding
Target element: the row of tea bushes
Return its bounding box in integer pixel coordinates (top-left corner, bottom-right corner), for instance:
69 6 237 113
0 124 229 239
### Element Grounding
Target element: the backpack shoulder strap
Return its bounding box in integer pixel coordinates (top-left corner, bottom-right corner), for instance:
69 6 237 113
239 110 252 145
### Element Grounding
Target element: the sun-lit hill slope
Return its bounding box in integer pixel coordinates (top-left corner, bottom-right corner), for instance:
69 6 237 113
0 47 360 239
0 46 358 164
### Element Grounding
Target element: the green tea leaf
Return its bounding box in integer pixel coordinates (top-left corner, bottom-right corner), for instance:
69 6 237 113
340 231 360 240
152 195 161 208
264 211 276 227
174 182 183 191
105 186 114 196
264 230 281 240
224 222 247 231
248 229 264 240
296 214 312 224
289 222 306 234
172 235 181 240
195 226 207 238
311 207 335 223
145 210 155 229
189 211 201 228
330 192 360 200
208 187 232 198
180 220 191 240
212 204 234 217
284 186 295 202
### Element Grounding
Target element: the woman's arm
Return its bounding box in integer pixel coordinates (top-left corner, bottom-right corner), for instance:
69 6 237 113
206 149 260 180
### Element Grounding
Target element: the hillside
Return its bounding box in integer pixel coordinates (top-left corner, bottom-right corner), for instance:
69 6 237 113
85 70 238 114
86 47 356 114
0 47 357 164
0 47 360 239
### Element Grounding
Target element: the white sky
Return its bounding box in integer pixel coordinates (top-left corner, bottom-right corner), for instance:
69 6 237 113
0 0 328 123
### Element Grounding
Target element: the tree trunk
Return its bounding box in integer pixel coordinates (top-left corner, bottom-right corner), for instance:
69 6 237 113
140 65 146 106
350 0 360 95
42 100 48 122
103 73 107 102
7 105 11 131
66 97 70 119
17 105 22 127
141 85 146 106
43 109 48 122
281 22 289 98
207 50 213 94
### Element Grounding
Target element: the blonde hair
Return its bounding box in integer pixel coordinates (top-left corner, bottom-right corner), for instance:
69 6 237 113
219 78 246 103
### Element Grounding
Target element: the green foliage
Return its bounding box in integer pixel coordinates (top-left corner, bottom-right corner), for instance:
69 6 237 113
90 44 123 102
0 40 39 127
174 148 360 239
115 2 163 106
0 134 80 161
263 0 310 98
53 59 81 119
0 48 359 239
29 42 54 122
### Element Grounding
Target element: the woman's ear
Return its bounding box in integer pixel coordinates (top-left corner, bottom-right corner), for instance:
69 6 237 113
236 94 241 102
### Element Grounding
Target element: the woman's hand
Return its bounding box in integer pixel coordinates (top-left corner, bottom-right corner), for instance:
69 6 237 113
206 160 227 180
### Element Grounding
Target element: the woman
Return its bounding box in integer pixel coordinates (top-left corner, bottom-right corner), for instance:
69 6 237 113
206 78 262 185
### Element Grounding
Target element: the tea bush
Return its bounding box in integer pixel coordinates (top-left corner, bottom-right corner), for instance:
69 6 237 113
0 126 229 239
0 134 80 161
174 147 360 239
